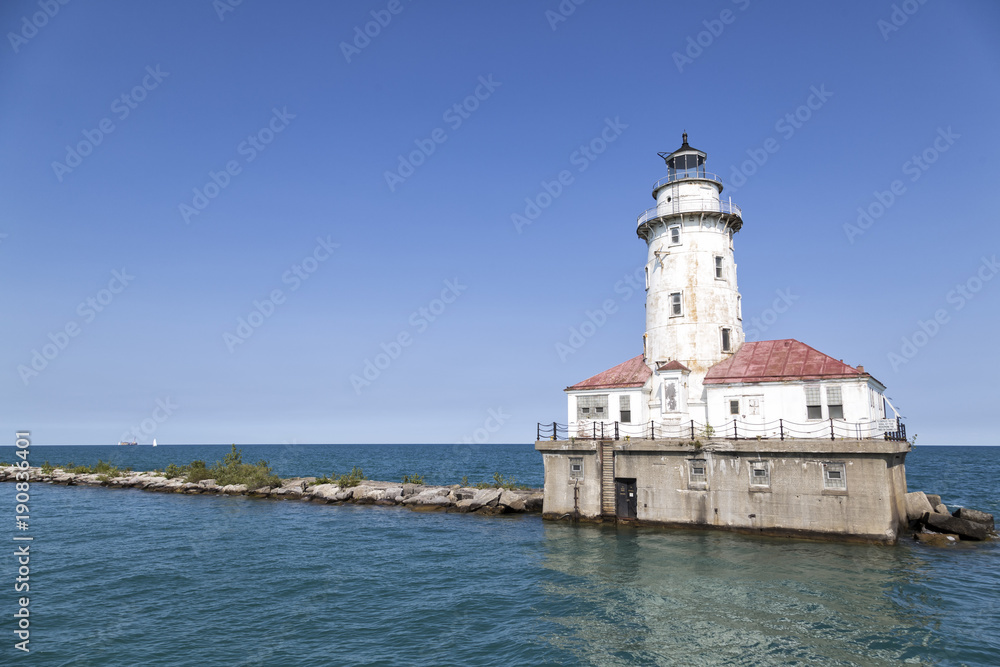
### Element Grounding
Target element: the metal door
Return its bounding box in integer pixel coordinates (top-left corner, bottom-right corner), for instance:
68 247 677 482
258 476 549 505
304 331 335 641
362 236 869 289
615 479 637 519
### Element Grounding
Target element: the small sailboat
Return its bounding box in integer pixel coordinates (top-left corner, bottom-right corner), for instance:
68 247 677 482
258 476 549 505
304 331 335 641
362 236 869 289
152 438 157 447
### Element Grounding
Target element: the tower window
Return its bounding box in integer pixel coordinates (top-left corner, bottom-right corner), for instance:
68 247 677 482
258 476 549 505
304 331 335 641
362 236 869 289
721 328 732 352
715 256 724 279
669 292 683 317
805 385 822 420
827 386 844 420
619 395 631 423
737 295 742 320
669 226 681 245
644 266 649 290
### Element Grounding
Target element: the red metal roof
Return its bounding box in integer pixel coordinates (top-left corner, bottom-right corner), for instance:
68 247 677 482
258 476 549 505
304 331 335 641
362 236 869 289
704 339 868 384
566 354 651 391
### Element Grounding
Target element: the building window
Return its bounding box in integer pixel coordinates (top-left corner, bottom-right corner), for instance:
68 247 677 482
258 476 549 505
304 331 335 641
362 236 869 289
827 386 844 420
644 266 649 290
669 226 681 245
715 256 724 280
737 295 742 320
577 394 608 421
750 462 770 486
805 385 822 420
569 457 583 480
729 399 740 416
669 292 683 317
688 460 707 484
721 328 732 353
823 462 846 490
663 381 678 412
619 395 632 423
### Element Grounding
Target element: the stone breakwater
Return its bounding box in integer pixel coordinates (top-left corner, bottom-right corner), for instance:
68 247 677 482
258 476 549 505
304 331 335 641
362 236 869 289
905 490 996 544
0 466 543 515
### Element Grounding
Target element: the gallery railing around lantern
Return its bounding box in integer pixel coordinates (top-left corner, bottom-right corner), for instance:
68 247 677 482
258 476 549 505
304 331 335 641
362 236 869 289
651 170 724 192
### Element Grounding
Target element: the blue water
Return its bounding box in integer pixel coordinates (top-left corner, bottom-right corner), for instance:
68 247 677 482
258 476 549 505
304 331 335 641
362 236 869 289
4 445 999 665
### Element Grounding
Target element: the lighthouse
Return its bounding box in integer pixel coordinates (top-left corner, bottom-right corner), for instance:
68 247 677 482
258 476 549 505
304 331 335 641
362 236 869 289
638 133 744 422
537 134 909 541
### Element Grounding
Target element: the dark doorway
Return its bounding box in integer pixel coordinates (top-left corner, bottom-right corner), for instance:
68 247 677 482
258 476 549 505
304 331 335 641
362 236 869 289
615 478 637 519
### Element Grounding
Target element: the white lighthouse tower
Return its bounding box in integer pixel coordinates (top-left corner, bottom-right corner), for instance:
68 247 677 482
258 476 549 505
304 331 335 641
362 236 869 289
637 134 744 422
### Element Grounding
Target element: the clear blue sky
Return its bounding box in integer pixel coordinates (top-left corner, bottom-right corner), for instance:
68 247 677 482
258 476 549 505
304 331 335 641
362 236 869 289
2 1 998 445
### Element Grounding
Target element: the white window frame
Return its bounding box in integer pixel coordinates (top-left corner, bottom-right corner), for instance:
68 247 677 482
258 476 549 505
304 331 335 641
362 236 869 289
728 398 740 416
669 225 681 246
619 395 632 424
805 384 822 420
737 295 742 320
826 386 844 420
721 327 732 353
669 291 683 317
569 457 584 480
714 255 725 280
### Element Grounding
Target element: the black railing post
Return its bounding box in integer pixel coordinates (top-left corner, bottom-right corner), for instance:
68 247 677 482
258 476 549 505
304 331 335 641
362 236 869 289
650 421 655 440
615 422 619 440
830 418 835 441
690 420 695 440
733 419 737 440
552 422 557 441
779 419 784 441
592 422 596 440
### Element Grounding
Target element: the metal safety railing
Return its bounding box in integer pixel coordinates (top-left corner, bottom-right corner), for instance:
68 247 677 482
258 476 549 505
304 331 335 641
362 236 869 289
652 170 724 190
637 198 742 226
537 418 907 442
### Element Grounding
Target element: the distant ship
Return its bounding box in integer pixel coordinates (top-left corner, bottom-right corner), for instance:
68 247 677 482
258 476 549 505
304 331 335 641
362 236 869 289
118 439 137 446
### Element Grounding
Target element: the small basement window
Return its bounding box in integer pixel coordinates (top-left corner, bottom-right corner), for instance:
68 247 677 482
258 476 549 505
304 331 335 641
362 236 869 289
827 386 844 420
619 395 632 424
689 460 707 484
715 256 724 280
569 457 583 480
823 462 847 490
729 399 740 416
750 462 770 486
805 385 822 420
669 292 683 317
669 226 681 245
721 328 732 353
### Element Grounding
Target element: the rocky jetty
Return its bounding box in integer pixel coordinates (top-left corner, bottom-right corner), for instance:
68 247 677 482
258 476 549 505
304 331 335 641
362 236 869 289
905 490 996 544
0 466 543 516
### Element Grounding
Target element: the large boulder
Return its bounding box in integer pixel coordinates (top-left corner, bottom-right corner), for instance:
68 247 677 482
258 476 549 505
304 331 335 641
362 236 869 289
933 503 949 515
499 489 526 512
953 507 995 531
308 483 341 501
915 532 959 547
905 492 934 522
468 488 502 510
923 512 991 541
925 494 942 508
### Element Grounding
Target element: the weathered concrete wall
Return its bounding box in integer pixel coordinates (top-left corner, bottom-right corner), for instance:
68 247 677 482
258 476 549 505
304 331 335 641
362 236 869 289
536 438 911 543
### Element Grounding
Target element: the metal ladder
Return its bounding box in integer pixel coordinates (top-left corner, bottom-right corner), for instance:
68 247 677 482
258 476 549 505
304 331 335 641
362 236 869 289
601 441 615 516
